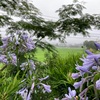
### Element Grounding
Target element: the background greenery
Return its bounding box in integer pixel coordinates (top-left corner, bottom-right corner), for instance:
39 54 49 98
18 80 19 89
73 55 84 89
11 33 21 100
35 47 84 61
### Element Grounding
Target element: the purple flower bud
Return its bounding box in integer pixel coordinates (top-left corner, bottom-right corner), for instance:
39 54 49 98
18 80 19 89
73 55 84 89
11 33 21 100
15 40 20 45
80 97 88 100
76 64 91 73
0 55 8 64
78 65 91 73
10 53 17 66
2 37 9 43
27 83 35 100
62 87 76 100
78 57 95 72
0 44 8 49
72 73 80 79
41 83 52 93
73 81 83 89
21 33 28 40
96 79 100 90
94 42 100 50
86 54 100 59
2 58 8 64
20 62 28 70
67 87 76 98
29 60 35 70
17 88 28 99
85 50 93 55
0 37 9 49
0 55 6 61
83 60 94 67
79 88 88 100
92 66 97 70
26 42 35 51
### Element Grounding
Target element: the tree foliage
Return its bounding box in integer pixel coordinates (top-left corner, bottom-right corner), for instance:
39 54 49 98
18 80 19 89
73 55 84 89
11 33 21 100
0 0 59 52
56 2 100 36
0 0 100 50
83 40 97 50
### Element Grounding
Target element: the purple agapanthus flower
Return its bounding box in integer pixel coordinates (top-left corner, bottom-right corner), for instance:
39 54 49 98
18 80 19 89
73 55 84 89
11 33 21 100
72 73 80 79
86 54 100 65
17 88 28 100
0 37 9 49
65 87 76 99
41 83 52 93
79 88 88 100
17 83 35 100
0 54 8 64
0 55 6 61
20 62 28 70
76 64 90 73
61 87 76 100
85 50 93 55
26 42 35 51
96 79 100 90
73 80 83 89
27 82 35 100
10 53 17 66
20 34 35 51
77 65 92 73
94 42 100 50
2 37 9 43
15 40 20 45
21 33 28 40
92 66 97 70
80 57 94 67
76 51 100 73
0 43 8 49
29 60 35 70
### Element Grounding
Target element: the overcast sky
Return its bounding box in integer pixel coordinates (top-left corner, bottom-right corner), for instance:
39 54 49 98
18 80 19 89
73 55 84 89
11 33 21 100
33 0 100 44
33 0 100 20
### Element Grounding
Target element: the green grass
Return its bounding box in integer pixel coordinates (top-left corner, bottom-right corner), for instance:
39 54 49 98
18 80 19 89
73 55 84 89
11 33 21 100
35 47 84 61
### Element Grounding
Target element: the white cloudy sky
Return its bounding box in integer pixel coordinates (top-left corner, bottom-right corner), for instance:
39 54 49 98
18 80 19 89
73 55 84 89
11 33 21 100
33 0 100 44
33 0 100 20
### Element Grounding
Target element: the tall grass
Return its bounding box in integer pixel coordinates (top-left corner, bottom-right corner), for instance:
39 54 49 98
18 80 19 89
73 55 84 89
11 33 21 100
35 52 83 99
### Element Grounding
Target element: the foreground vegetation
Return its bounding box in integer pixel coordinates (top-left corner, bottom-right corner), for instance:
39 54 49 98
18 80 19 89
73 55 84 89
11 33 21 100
0 0 100 99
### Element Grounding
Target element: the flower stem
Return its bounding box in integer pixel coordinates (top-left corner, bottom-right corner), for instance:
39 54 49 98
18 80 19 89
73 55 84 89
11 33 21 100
93 82 99 100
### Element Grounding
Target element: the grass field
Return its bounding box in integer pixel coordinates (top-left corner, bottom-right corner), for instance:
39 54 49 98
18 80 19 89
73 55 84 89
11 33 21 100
35 47 84 61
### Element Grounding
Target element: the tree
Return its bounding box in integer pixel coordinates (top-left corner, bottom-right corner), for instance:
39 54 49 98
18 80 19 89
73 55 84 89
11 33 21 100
83 40 97 50
56 1 100 37
0 0 100 51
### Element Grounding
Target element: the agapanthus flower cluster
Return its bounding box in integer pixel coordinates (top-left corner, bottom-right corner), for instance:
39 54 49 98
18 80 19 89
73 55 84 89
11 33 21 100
20 60 35 76
0 32 35 53
17 82 35 100
0 53 17 66
58 42 100 100
62 87 76 100
0 37 9 50
71 42 100 99
17 76 51 99
18 32 35 52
